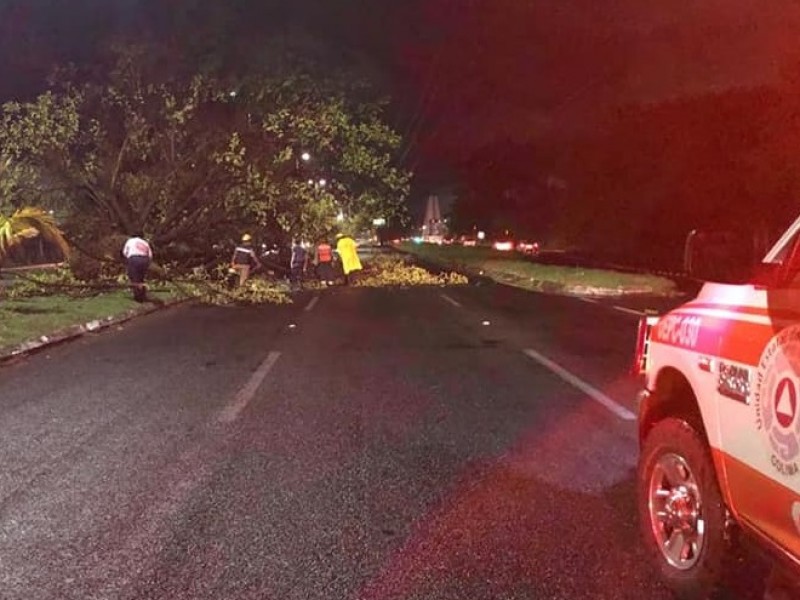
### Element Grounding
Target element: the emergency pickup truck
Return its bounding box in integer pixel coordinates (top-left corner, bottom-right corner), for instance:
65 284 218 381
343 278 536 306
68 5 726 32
634 218 800 598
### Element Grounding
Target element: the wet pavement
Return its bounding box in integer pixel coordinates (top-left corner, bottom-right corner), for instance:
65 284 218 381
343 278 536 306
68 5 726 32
0 282 764 599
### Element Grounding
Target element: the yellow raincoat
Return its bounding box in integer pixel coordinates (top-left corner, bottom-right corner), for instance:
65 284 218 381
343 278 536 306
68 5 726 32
336 235 362 275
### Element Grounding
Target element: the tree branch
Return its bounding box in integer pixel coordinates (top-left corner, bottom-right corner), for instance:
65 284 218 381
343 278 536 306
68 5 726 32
156 177 248 244
109 133 130 194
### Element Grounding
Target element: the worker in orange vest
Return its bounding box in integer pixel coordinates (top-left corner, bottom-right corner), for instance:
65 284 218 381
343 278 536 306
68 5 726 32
314 238 335 286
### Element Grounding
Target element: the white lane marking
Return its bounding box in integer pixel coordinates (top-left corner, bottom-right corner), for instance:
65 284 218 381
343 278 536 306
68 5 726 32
305 296 320 312
218 351 281 423
440 293 462 308
578 296 647 318
522 348 636 421
612 305 647 317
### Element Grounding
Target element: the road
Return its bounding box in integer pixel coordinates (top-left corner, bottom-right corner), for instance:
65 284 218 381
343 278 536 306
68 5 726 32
0 281 764 599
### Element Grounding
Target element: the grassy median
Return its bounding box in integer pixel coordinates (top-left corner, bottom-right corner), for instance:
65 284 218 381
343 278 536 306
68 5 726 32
397 242 678 296
0 288 180 350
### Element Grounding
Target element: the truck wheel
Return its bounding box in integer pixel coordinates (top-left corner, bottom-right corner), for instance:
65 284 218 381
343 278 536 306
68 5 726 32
638 418 729 599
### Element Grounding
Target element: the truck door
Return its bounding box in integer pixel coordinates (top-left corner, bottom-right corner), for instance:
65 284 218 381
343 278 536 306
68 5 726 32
717 227 800 557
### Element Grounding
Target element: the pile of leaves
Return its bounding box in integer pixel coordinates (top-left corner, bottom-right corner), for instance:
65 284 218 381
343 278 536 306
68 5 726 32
176 266 292 306
354 256 468 288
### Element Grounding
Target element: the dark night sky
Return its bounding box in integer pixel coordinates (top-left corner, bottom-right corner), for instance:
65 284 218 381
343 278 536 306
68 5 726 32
397 0 800 168
2 0 800 181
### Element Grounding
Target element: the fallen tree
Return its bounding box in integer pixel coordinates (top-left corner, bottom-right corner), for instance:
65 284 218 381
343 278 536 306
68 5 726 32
0 43 410 277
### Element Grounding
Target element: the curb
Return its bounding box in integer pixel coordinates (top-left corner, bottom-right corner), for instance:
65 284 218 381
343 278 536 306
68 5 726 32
0 295 192 363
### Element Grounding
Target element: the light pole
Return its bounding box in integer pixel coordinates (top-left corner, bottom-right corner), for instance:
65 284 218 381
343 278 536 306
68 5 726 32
295 151 311 172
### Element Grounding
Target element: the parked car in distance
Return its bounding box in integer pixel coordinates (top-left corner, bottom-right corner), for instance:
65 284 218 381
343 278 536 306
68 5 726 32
516 241 540 255
492 240 514 252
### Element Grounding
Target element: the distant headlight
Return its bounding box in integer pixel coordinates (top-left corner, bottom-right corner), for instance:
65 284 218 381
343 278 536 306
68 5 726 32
493 241 513 251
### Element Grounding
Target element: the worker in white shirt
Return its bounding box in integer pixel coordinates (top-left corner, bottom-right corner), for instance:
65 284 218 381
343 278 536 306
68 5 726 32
122 231 153 302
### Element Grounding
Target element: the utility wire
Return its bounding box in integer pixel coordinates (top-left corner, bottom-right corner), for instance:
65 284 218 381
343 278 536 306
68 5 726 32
397 0 459 165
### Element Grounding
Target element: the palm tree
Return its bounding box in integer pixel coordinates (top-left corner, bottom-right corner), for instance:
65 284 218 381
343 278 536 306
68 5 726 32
0 207 69 263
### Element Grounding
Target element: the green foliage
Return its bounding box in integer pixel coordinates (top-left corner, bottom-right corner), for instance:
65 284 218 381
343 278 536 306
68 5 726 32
0 43 412 274
248 72 411 240
0 92 81 219
3 268 90 299
0 207 69 261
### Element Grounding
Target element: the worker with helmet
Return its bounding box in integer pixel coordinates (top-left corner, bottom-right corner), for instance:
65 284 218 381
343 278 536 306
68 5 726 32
230 233 261 286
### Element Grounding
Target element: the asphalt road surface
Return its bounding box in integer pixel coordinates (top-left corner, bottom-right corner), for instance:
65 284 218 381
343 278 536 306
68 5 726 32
0 282 766 599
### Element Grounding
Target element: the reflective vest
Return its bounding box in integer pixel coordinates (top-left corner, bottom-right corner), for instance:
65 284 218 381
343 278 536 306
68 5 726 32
317 243 333 263
336 236 362 274
232 246 255 265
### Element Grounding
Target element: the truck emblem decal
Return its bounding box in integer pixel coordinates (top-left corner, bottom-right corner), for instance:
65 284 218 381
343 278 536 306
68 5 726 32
717 362 750 403
756 326 800 477
775 378 797 428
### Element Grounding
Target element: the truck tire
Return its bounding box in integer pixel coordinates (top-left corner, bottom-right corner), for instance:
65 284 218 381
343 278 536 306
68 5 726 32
638 418 729 599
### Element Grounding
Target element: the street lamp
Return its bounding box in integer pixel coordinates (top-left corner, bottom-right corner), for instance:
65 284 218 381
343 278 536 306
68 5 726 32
301 152 311 162
318 179 327 187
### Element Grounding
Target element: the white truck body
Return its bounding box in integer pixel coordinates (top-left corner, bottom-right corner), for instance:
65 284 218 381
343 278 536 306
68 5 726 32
638 213 800 591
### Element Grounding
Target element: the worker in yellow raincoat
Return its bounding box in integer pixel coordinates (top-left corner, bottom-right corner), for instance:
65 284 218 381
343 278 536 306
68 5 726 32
335 233 362 285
